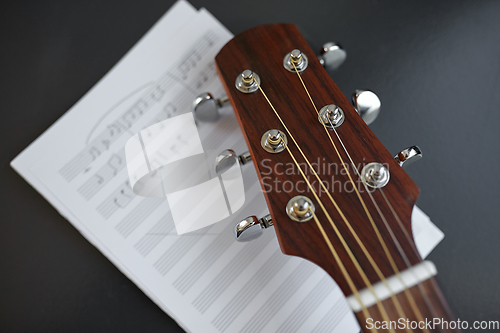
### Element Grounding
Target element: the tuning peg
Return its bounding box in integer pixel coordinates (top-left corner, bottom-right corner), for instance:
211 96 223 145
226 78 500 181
214 149 252 175
394 146 422 168
318 42 346 70
351 89 381 125
234 214 273 242
192 92 230 122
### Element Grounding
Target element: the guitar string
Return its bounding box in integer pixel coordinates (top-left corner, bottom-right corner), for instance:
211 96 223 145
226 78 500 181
306 208 379 332
290 60 435 329
330 128 441 330
329 124 440 332
285 134 379 333
252 77 396 333
286 146 374 330
290 60 424 321
288 62 419 327
378 188 440 322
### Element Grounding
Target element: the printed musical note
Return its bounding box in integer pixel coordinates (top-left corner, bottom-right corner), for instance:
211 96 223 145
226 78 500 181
195 62 215 89
89 146 101 160
150 85 166 102
101 139 111 150
135 99 149 115
163 102 177 118
95 174 104 185
96 180 136 218
107 154 123 176
196 72 209 89
114 118 130 132
122 110 137 127
107 123 123 137
206 36 215 46
178 50 203 79
78 150 127 200
113 181 134 208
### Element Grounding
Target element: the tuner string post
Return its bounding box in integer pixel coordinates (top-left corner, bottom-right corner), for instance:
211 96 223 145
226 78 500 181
235 70 260 93
283 49 308 73
286 195 315 223
261 129 287 154
319 104 345 129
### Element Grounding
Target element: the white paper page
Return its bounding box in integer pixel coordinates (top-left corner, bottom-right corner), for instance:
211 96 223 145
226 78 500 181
411 206 445 259
12 2 444 333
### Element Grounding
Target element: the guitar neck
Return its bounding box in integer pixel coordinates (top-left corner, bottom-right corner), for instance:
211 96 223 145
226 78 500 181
356 277 459 333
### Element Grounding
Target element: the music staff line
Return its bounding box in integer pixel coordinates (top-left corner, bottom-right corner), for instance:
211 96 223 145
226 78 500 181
59 31 219 183
75 58 218 202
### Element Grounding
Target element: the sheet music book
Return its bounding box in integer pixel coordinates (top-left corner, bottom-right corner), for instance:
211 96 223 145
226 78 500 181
11 1 444 332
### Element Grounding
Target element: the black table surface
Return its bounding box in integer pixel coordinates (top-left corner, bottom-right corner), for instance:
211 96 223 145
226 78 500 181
1 0 499 331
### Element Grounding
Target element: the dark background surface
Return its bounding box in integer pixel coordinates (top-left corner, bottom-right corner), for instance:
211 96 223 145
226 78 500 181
1 0 499 331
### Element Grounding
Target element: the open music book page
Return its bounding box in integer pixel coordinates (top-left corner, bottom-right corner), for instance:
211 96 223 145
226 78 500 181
11 1 444 332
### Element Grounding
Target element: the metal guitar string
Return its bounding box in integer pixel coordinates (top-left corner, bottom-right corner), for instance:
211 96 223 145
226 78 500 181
290 61 425 319
291 59 435 323
290 60 437 328
328 123 440 331
288 63 420 327
284 144 376 331
378 187 440 320
253 77 395 333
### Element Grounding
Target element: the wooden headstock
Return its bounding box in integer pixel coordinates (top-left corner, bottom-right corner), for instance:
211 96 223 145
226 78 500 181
216 23 420 293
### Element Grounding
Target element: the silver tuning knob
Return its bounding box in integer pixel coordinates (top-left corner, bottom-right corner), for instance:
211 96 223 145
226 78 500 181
351 89 381 125
235 214 273 242
318 42 346 70
214 149 252 175
192 92 230 122
394 146 422 168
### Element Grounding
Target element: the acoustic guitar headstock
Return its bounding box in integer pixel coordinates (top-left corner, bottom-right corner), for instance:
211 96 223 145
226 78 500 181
212 24 423 297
